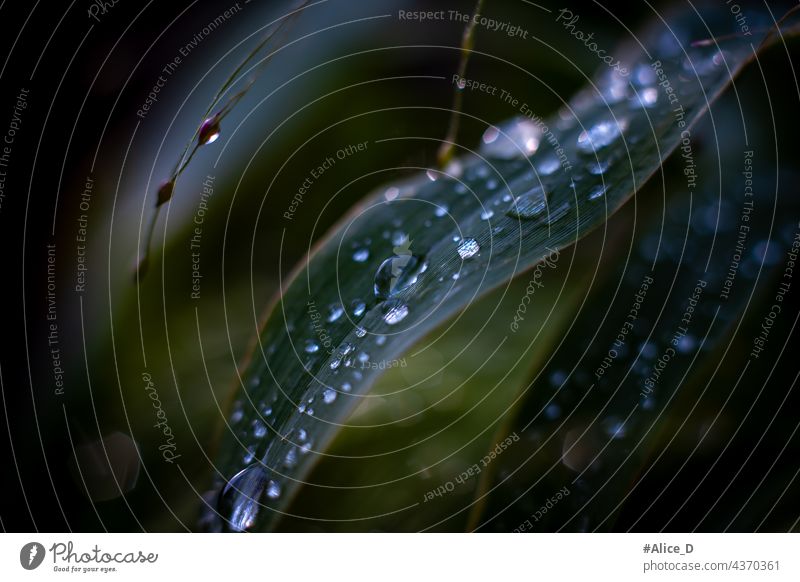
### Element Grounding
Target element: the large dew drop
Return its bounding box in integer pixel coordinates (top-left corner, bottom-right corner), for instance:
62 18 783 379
217 464 280 532
374 244 427 300
506 185 548 219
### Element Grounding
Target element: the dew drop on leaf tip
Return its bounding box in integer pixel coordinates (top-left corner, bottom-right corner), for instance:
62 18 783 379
217 464 271 532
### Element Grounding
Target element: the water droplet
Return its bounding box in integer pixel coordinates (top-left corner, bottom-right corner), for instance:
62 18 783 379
351 300 366 318
639 341 657 359
266 480 281 499
355 326 367 338
445 159 463 178
481 119 541 159
391 231 407 246
323 389 337 404
383 303 409 325
304 340 319 353
633 63 657 86
374 246 427 300
752 240 782 266
545 403 561 420
550 370 567 387
217 464 273 532
480 209 494 220
327 304 344 323
426 169 439 181
434 204 449 217
384 187 400 202
156 179 175 206
482 125 500 144
341 382 352 392
230 407 244 424
243 446 256 464
198 115 221 145
683 50 725 77
537 156 561 176
329 358 341 370
587 159 611 175
577 119 625 153
456 238 480 259
353 248 369 263
587 184 607 201
632 87 658 108
600 71 630 103
284 447 298 468
676 335 696 354
506 186 547 219
375 335 386 346
252 420 267 438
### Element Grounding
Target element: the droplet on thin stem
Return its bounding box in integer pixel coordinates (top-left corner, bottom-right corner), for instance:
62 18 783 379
156 179 175 207
198 114 221 145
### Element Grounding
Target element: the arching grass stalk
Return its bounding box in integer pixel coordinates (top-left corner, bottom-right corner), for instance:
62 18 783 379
135 0 313 282
437 0 485 170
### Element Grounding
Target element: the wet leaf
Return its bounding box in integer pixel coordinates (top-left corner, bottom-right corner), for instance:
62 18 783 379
206 2 792 531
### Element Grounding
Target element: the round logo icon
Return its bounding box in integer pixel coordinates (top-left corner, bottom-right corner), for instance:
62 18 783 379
20 542 46 570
